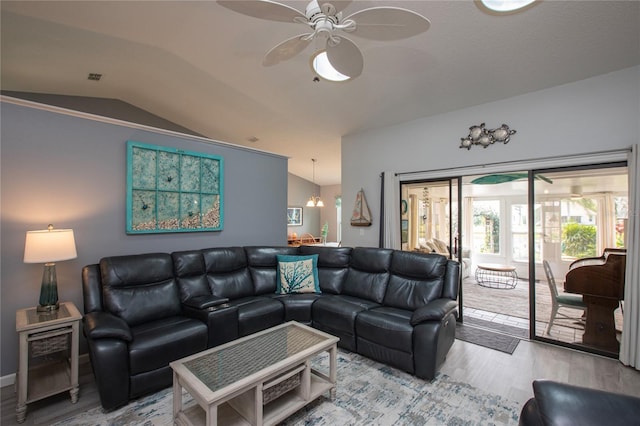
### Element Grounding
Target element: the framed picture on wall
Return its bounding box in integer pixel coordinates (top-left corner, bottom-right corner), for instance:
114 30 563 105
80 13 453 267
126 141 224 234
287 207 303 226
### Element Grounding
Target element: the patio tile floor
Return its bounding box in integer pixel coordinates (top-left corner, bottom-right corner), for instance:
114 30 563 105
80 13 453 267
462 275 623 349
464 306 586 342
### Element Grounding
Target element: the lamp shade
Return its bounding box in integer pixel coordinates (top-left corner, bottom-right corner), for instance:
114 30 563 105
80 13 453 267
24 228 77 263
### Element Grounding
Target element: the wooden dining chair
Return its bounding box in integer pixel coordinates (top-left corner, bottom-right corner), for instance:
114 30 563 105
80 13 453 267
299 233 316 245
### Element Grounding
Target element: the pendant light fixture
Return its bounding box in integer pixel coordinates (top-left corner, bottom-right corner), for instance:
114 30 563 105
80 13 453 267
306 159 324 207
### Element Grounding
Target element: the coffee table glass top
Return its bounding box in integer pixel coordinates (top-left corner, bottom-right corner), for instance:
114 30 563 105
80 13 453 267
183 323 330 392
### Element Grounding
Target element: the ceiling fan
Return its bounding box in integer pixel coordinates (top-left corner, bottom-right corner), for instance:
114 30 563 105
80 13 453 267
217 0 430 80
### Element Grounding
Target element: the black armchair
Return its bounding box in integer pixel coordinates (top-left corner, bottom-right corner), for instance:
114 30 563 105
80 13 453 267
519 380 640 426
82 254 208 410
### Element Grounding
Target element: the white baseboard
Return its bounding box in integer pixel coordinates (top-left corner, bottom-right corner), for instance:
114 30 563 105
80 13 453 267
0 354 90 389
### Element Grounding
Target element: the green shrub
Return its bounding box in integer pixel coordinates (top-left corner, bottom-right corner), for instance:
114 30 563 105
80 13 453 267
562 222 596 258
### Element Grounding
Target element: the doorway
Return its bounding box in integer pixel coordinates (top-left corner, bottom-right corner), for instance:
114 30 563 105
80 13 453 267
459 171 531 334
399 179 460 256
531 164 627 355
399 162 628 356
399 177 464 314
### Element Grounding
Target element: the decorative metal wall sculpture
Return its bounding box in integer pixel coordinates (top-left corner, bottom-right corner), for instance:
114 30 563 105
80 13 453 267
459 123 516 150
126 141 224 234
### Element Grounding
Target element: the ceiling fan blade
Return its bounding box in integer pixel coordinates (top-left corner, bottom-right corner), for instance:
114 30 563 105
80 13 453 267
263 34 313 66
344 7 431 41
217 0 305 23
326 36 363 78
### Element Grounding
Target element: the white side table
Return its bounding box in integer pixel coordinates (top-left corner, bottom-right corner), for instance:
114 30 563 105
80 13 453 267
475 263 518 289
15 301 82 423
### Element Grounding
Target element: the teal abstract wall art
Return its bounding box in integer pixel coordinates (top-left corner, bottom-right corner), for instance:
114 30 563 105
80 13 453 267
126 141 224 233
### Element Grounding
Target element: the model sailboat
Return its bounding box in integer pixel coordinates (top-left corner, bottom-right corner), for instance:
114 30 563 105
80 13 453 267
351 188 372 227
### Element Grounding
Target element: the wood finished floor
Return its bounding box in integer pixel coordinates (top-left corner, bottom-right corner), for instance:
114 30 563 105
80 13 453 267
3 339 640 426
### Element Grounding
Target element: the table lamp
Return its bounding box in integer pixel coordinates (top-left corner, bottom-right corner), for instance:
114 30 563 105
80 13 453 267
24 224 77 312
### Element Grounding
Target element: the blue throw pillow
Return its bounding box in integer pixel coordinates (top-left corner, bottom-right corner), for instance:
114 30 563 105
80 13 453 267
276 254 320 294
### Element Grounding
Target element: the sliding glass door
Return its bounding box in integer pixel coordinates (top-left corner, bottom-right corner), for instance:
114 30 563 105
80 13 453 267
531 164 628 356
398 161 628 355
400 179 460 257
399 178 462 308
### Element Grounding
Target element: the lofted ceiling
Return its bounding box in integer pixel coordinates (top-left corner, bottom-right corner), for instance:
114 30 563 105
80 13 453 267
1 1 639 186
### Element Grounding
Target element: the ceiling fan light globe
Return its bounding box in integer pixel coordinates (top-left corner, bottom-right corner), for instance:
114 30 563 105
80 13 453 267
311 50 351 82
480 0 536 12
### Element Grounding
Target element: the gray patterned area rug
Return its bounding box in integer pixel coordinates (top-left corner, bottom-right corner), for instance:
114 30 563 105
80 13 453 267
55 351 520 426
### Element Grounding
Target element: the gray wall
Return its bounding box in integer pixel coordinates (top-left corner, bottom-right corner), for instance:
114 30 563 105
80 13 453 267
1 101 288 376
287 174 341 242
287 173 321 238
341 66 640 248
320 184 341 244
1 91 203 137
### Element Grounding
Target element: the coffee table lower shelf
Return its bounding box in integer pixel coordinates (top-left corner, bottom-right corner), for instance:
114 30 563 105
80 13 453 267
175 371 333 426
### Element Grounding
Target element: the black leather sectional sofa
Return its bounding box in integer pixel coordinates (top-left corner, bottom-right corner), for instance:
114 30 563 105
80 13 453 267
82 245 460 410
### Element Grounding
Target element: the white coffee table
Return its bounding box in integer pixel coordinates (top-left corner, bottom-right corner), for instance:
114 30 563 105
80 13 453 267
170 321 339 426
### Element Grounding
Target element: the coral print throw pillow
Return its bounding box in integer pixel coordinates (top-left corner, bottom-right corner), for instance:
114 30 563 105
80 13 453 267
276 254 320 294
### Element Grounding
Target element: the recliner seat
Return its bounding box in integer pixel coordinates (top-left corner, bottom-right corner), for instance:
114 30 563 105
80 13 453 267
82 253 208 410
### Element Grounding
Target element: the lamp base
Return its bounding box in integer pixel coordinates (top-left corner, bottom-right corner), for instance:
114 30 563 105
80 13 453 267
37 301 60 313
37 263 59 312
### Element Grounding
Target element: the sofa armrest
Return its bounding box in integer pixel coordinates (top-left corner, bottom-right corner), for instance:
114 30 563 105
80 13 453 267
183 295 230 310
83 314 131 410
83 311 132 341
410 299 458 326
521 380 640 426
518 398 543 426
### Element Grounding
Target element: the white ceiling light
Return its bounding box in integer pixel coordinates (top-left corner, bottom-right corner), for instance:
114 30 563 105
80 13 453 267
570 185 583 199
480 0 536 12
311 50 350 82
